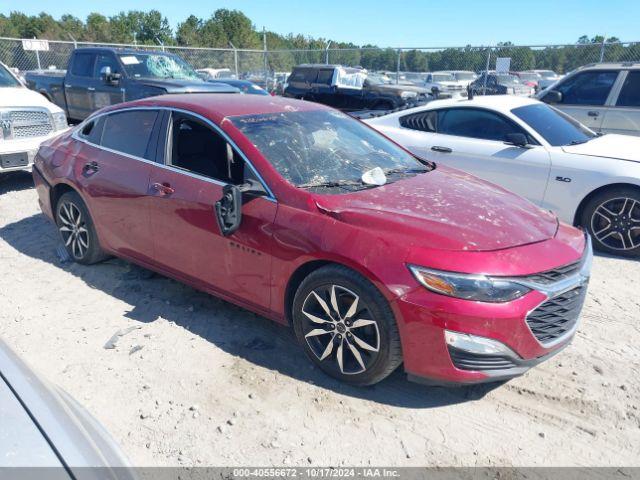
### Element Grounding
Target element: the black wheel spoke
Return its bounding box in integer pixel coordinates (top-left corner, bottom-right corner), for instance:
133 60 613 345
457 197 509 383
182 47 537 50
592 196 640 251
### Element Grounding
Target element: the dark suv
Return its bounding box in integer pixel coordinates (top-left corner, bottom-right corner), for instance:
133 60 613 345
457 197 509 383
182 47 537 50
283 64 431 111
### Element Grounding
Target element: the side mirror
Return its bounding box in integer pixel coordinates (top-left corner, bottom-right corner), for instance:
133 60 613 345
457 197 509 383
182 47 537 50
504 133 530 148
215 185 242 236
100 66 121 85
239 178 268 198
542 90 562 104
431 86 440 96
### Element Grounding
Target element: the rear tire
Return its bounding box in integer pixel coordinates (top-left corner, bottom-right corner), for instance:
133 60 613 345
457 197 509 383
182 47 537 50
55 191 108 265
292 265 402 386
580 186 640 258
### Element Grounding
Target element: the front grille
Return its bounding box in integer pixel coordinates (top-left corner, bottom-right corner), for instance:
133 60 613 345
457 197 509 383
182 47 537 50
5 110 53 139
448 347 518 371
526 284 587 344
525 261 582 285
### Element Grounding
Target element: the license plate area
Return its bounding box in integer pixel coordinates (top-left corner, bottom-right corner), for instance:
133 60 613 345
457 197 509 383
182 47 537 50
0 152 29 168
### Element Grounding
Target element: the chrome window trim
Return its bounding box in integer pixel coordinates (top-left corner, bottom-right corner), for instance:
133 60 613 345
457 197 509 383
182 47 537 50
71 106 277 202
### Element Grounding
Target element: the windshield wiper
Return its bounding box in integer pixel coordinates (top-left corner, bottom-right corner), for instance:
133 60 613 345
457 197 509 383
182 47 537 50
384 167 430 175
298 179 369 190
567 139 591 145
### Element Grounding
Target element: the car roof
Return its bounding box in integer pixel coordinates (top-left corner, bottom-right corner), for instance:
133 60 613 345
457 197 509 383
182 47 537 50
73 47 169 56
370 95 540 119
111 93 330 122
574 62 640 71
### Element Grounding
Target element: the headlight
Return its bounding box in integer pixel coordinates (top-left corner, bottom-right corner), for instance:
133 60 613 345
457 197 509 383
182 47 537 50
400 91 418 99
408 265 531 303
52 111 68 131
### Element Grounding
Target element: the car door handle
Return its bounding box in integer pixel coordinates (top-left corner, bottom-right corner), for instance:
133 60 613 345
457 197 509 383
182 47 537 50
151 182 175 196
87 87 95 91
431 146 452 153
588 111 599 117
64 84 72 88
82 161 99 174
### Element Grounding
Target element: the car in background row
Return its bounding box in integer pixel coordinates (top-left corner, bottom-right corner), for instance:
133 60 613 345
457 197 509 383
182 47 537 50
0 61 69 174
25 47 237 121
0 338 134 476
196 67 236 80
537 62 640 136
512 71 542 91
424 71 468 98
33 93 591 387
202 77 269 95
363 96 640 257
530 69 562 90
284 64 432 111
469 72 534 97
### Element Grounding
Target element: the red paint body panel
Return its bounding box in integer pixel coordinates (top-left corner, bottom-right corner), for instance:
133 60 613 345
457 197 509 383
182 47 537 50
32 94 589 385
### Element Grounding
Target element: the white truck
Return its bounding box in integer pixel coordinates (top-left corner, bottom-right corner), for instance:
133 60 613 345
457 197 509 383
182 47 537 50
0 61 68 174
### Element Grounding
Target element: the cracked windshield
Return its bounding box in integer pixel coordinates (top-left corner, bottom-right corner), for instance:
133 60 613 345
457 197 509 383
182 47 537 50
231 109 431 191
117 52 201 80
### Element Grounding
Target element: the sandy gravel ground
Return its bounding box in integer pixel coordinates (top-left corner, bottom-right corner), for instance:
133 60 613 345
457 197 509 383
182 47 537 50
1 170 639 467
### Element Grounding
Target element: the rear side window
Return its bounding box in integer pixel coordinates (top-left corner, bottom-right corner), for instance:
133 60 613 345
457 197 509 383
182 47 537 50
554 70 618 106
71 52 96 77
438 108 521 142
400 111 438 132
616 71 640 107
101 110 158 159
316 70 334 85
79 117 105 144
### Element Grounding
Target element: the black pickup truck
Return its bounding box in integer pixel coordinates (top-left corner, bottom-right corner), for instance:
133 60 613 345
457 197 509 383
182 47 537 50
25 48 237 121
283 64 432 111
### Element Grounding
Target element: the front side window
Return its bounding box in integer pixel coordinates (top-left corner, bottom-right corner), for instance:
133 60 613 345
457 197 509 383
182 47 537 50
554 70 618 105
616 71 640 107
94 54 120 78
78 117 105 144
231 109 428 190
117 53 200 81
168 112 244 184
511 103 596 147
0 63 20 87
71 53 96 77
438 108 521 142
101 110 158 159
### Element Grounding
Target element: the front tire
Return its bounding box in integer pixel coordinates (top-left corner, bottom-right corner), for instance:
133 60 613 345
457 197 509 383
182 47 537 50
581 187 640 258
292 265 402 386
55 191 107 264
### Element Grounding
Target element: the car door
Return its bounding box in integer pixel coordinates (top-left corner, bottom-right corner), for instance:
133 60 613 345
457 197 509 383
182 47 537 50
544 70 620 132
64 51 96 120
74 109 160 261
146 110 277 312
601 70 640 136
421 107 551 204
91 53 125 110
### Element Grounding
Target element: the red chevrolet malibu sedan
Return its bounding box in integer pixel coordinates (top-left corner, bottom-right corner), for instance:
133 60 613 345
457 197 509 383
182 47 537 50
32 94 592 386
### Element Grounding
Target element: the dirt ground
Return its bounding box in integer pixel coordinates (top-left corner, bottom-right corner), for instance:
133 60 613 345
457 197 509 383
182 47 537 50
1 170 639 467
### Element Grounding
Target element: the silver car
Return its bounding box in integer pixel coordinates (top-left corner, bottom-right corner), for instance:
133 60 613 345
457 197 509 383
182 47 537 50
537 62 640 136
0 338 135 478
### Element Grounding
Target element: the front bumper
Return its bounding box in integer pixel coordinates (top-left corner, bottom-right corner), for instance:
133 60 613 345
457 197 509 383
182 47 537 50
0 131 66 173
395 237 592 386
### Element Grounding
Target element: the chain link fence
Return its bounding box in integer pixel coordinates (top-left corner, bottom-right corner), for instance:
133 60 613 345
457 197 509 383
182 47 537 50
1 36 639 80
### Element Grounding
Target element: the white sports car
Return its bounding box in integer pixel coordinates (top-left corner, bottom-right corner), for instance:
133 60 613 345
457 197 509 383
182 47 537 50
363 96 640 257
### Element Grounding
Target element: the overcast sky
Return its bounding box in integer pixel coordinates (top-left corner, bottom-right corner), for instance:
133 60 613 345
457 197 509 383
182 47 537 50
3 0 638 47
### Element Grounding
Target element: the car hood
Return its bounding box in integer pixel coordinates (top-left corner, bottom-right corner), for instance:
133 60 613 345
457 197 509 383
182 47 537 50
0 86 62 111
313 166 558 252
561 134 640 163
138 78 239 94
